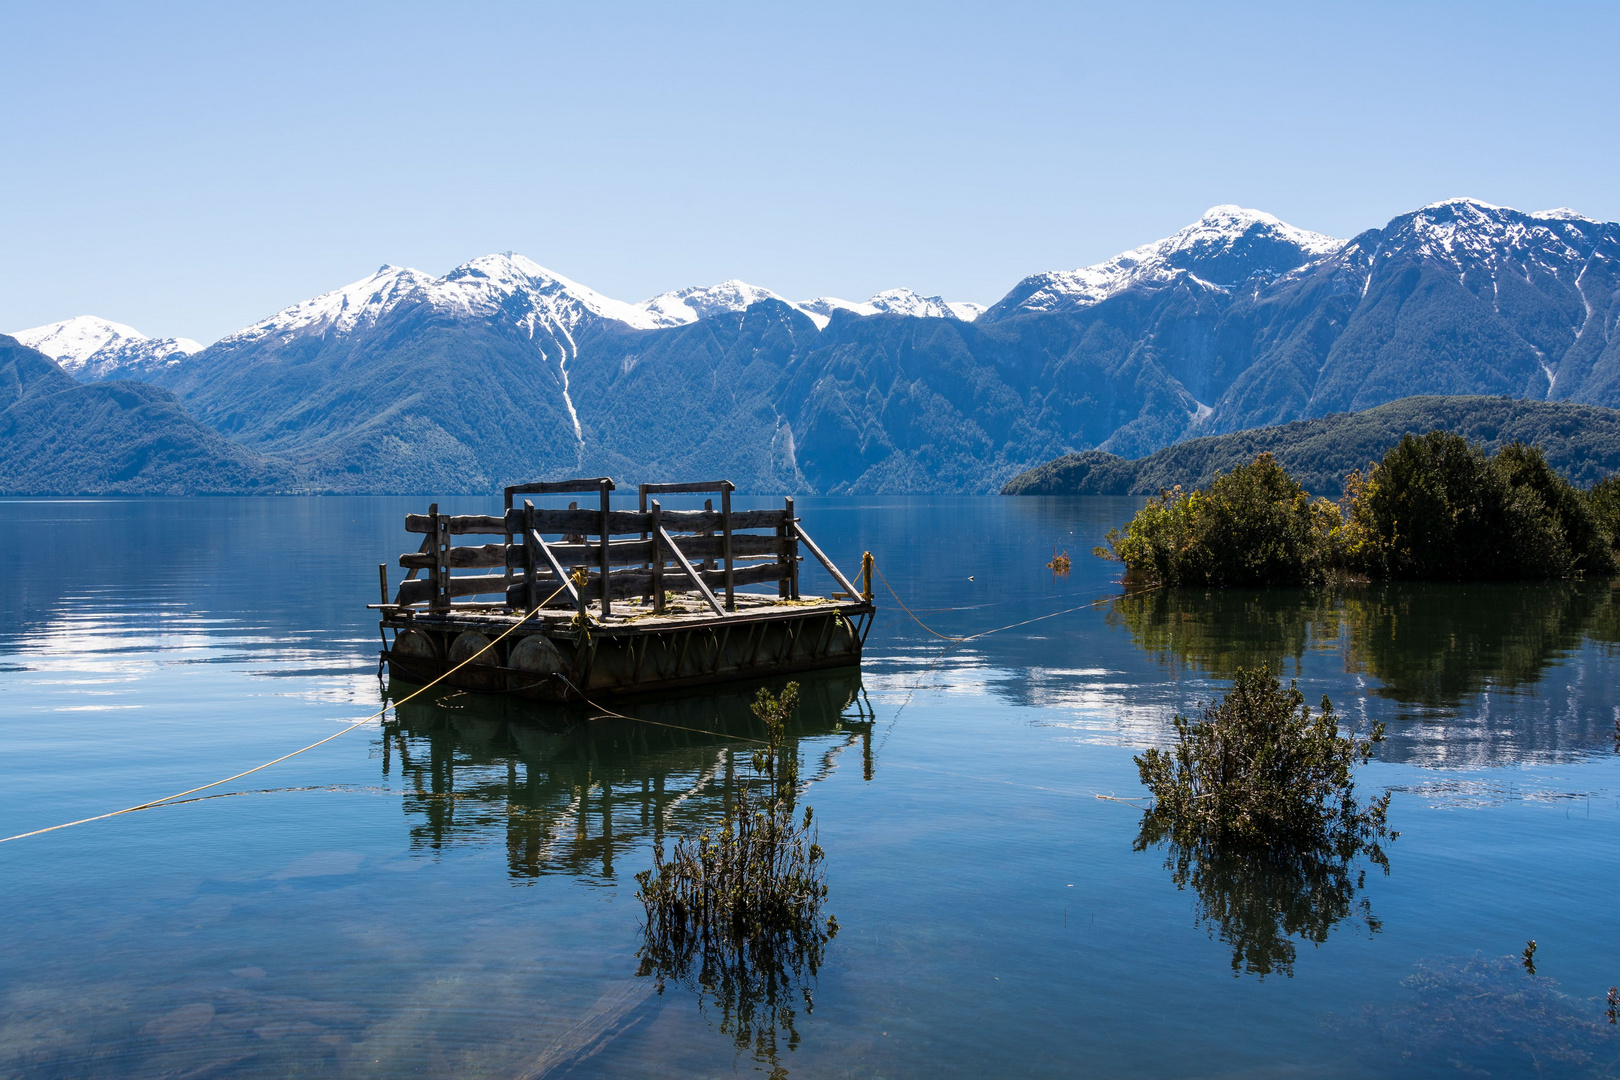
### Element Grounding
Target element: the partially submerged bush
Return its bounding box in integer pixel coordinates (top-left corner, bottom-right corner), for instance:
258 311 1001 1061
635 681 837 1067
1346 434 1614 580
1136 667 1391 850
1094 453 1341 586
1135 668 1394 977
1097 435 1620 586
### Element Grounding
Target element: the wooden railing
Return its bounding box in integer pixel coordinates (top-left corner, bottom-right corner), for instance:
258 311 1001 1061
385 478 855 618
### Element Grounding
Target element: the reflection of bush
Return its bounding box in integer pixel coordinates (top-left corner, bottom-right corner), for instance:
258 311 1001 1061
1111 580 1620 709
1137 818 1383 978
1134 670 1392 979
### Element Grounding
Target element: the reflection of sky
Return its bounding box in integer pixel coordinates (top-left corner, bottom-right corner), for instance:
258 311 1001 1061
4 496 1620 1078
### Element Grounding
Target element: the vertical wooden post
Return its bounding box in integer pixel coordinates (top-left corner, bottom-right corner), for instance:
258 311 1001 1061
378 563 389 606
785 495 799 599
777 497 789 598
503 489 514 603
702 499 714 572
599 481 612 619
573 566 588 623
524 500 538 611
650 499 665 615
721 485 735 612
638 485 650 601
431 502 451 613
862 551 874 601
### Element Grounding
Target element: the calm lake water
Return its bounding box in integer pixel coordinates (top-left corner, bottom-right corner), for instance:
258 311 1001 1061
2 495 1619 1078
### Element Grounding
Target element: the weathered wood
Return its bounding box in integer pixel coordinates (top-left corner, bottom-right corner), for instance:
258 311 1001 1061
523 501 539 611
432 505 452 613
598 481 612 619
639 480 734 495
722 486 735 612
506 477 615 498
531 527 580 607
650 500 664 615
406 507 789 536
500 560 787 609
785 496 799 600
777 498 790 600
399 572 512 606
401 543 508 570
378 563 388 605
792 521 861 598
659 527 726 617
490 533 784 570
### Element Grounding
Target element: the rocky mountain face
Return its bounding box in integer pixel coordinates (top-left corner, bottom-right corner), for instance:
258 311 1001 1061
9 199 1618 494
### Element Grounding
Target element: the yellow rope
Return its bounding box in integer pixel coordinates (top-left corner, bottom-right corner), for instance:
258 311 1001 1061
0 587 567 844
874 558 1163 644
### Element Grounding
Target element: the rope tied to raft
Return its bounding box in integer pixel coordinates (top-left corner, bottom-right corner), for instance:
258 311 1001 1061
0 585 570 845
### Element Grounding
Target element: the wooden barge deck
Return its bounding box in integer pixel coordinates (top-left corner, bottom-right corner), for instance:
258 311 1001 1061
375 478 875 702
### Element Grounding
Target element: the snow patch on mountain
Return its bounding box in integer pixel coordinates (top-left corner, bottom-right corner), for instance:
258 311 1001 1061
636 280 791 326
224 265 437 345
800 288 985 324
1374 198 1607 286
992 206 1345 318
10 315 202 379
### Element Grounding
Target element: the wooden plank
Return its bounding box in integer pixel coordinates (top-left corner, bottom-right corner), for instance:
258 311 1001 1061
792 521 861 597
493 533 783 569
598 481 612 619
432 505 451 613
531 527 581 607
523 501 539 611
785 496 799 599
650 500 664 615
501 559 786 609
777 498 789 600
721 487 735 613
406 507 789 536
639 480 734 495
659 527 726 617
399 573 512 606
506 477 615 498
401 543 508 570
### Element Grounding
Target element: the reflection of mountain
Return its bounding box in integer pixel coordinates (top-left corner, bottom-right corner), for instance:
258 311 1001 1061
381 670 872 883
1110 581 1620 766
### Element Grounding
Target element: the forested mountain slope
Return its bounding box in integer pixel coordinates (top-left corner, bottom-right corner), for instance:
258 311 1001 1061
1000 396 1620 497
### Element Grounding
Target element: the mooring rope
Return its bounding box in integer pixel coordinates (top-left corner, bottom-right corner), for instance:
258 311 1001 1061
548 673 772 746
0 586 569 845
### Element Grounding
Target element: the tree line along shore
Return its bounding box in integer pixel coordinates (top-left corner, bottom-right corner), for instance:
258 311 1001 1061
1095 432 1620 586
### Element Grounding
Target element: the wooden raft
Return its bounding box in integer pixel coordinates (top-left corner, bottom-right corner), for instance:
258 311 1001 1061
374 477 876 701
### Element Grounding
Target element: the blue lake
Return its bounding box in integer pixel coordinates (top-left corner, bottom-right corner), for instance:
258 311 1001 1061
2 495 1618 1077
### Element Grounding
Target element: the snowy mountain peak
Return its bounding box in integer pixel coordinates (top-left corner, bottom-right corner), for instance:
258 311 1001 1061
10 314 202 379
225 264 436 345
987 206 1345 320
636 280 790 327
429 252 664 331
1385 197 1607 277
799 288 986 325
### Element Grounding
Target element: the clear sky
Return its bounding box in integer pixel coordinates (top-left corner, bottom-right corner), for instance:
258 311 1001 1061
3 0 1617 343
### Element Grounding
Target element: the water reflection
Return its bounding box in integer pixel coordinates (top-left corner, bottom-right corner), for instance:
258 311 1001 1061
1111 581 1620 764
382 669 873 884
1135 817 1386 979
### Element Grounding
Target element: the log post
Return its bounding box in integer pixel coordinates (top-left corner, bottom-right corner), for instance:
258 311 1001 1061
431 503 451 612
785 495 799 599
721 485 735 612
651 499 665 615
378 563 389 606
702 499 715 572
862 550 874 601
599 480 612 619
524 500 538 611
777 497 789 599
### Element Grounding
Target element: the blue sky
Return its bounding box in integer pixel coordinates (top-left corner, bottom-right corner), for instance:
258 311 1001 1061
3 0 1617 343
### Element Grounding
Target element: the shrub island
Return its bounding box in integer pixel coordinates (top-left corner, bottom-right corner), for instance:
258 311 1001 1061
1094 431 1620 585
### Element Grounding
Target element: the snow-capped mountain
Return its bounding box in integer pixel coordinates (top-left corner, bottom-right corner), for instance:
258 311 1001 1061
10 315 202 380
635 280 793 326
800 288 985 323
985 205 1344 321
222 254 667 350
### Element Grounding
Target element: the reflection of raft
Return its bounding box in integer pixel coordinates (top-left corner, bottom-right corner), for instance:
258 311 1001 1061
374 478 876 702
